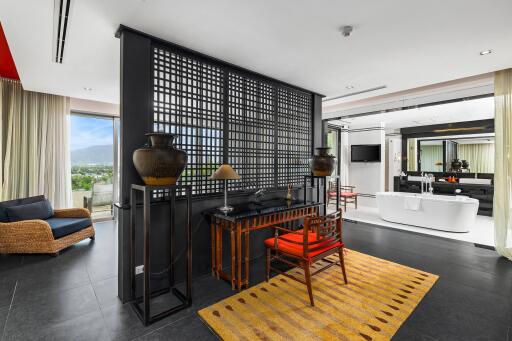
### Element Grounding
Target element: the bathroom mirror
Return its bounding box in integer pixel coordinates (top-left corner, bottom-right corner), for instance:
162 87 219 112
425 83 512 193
406 134 495 173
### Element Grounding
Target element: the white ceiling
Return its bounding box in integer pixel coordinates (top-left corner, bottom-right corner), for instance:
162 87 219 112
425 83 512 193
327 96 494 130
1 0 512 104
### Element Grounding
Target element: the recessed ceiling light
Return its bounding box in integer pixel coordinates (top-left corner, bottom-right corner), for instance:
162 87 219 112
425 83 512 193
83 87 93 91
479 50 492 56
346 85 354 90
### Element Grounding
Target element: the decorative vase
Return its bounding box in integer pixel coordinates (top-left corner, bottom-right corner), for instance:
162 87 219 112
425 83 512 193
133 133 188 185
310 147 335 176
451 159 462 172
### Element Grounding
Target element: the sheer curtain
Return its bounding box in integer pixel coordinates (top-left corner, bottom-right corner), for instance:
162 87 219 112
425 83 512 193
494 69 512 260
407 138 417 171
0 78 71 208
339 126 349 185
458 143 495 173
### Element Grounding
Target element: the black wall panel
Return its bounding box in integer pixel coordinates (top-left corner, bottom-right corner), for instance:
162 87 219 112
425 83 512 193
117 26 323 302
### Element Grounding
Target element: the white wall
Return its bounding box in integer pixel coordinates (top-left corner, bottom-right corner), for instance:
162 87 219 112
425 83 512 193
386 136 402 191
70 97 119 116
348 123 385 207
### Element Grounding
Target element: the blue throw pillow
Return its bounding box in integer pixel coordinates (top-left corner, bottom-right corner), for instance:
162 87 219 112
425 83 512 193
6 199 54 222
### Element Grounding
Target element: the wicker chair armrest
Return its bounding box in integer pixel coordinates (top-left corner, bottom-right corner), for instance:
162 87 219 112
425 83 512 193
0 220 54 241
53 208 91 218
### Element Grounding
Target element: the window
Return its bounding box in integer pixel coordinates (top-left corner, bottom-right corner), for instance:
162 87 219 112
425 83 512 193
151 45 313 196
70 114 117 219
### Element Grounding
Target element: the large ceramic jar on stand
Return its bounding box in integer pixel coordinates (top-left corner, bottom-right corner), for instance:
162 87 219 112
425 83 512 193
133 133 188 185
310 147 335 176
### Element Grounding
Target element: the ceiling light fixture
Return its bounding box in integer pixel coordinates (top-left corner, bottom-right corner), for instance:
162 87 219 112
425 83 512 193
479 49 492 56
340 25 354 37
83 87 92 91
346 85 354 90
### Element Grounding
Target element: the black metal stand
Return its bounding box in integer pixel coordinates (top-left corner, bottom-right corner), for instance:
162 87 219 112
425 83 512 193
303 175 339 215
130 184 192 326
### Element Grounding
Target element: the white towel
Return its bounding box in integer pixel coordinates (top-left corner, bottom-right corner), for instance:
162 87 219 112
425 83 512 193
404 196 421 211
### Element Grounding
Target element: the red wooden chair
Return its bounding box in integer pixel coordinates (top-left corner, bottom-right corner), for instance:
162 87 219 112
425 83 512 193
264 209 347 306
328 182 358 211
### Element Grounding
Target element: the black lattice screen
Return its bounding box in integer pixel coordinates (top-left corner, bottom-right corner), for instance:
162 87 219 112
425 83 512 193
152 47 224 196
277 88 312 187
228 72 276 191
151 44 313 197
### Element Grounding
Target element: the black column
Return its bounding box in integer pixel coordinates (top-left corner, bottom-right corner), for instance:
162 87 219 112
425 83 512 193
117 30 152 302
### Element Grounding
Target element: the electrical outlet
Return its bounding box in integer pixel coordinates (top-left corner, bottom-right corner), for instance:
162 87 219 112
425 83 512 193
135 265 144 275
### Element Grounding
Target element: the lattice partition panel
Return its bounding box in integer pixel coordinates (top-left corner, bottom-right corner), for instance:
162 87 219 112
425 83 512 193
227 73 276 191
277 87 312 187
152 46 224 196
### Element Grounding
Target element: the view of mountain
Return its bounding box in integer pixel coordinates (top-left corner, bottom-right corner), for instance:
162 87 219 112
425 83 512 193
71 144 113 165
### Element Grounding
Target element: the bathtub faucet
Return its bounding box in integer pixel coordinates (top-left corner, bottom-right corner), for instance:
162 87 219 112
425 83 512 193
421 174 434 195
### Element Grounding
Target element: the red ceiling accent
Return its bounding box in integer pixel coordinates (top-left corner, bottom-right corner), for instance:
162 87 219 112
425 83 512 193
0 23 19 80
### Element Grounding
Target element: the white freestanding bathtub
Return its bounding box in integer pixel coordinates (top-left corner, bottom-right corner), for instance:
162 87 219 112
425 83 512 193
376 192 479 232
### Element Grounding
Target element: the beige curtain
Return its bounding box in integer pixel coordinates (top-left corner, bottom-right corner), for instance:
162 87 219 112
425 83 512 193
407 138 417 171
419 145 443 172
458 143 495 173
0 78 71 208
494 69 512 260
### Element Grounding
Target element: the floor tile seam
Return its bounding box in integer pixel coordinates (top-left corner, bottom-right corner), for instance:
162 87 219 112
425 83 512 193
346 233 507 279
0 281 17 341
130 311 195 341
89 269 115 341
348 219 492 249
10 280 93 309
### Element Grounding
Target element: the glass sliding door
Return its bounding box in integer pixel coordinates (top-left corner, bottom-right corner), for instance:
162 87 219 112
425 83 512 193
70 113 118 220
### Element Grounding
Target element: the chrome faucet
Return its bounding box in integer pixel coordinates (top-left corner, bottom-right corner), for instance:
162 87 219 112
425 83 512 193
421 174 434 195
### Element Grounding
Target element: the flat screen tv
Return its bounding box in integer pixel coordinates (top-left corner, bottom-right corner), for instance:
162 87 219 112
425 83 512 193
351 144 381 162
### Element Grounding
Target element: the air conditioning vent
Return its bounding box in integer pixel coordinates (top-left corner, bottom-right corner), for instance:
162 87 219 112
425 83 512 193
52 0 73 63
322 86 387 102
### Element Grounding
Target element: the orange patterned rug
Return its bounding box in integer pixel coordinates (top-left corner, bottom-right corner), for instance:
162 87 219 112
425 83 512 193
198 249 438 341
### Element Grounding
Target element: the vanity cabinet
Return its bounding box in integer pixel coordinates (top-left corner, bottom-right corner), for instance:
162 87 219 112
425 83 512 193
393 177 494 216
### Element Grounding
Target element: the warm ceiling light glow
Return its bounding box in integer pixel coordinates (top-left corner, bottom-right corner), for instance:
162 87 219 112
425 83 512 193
479 50 492 56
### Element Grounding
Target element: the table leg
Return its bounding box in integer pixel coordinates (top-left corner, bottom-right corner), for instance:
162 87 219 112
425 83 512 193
211 220 215 276
230 227 235 290
236 221 242 291
245 221 250 288
216 221 222 279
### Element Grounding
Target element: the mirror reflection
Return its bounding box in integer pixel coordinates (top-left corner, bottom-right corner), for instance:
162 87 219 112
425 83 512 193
407 134 495 174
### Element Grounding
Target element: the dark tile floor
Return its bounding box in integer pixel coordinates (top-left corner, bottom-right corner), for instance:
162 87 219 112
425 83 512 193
0 219 511 341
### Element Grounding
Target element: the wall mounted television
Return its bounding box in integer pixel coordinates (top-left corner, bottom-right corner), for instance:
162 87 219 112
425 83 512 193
351 144 381 162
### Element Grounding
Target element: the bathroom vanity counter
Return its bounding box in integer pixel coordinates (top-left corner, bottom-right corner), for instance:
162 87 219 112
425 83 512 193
393 177 494 216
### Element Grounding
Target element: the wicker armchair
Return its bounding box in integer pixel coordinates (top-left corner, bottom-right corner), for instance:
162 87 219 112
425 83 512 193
0 205 95 256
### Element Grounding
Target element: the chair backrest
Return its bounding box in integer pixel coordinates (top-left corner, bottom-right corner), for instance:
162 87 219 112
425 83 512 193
91 183 113 206
0 195 46 223
303 209 342 258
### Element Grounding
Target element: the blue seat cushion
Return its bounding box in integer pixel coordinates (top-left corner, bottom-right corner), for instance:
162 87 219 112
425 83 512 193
0 195 46 222
45 217 93 239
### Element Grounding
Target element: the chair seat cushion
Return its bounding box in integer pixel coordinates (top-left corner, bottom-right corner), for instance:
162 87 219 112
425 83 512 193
340 192 357 197
45 217 93 239
264 230 342 259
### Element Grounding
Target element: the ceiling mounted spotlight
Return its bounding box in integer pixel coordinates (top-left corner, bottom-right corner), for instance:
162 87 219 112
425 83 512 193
340 25 353 37
479 49 492 56
346 85 354 89
83 87 93 91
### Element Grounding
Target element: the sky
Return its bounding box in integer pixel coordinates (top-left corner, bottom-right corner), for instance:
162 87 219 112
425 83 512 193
70 115 114 150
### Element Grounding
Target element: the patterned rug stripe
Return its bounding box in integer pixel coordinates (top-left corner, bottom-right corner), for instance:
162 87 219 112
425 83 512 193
199 249 438 341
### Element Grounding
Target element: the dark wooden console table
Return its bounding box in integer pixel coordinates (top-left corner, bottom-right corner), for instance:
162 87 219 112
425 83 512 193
204 200 321 291
130 184 192 325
